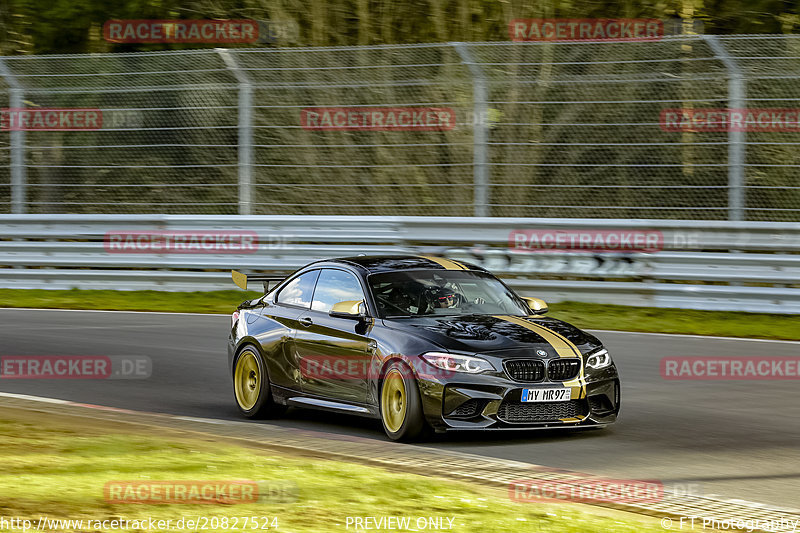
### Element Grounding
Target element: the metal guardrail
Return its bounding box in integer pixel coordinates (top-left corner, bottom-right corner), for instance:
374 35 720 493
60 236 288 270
1 215 799 313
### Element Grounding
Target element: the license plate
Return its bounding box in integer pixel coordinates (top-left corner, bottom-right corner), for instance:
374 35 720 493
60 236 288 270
521 388 571 402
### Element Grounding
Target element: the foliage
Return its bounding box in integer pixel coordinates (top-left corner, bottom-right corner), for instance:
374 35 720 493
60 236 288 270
2 0 800 55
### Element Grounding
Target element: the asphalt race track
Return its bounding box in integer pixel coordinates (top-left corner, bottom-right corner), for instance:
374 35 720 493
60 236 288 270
1 308 799 510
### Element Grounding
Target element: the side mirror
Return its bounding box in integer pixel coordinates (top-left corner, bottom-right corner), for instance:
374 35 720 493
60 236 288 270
521 297 548 315
329 300 367 319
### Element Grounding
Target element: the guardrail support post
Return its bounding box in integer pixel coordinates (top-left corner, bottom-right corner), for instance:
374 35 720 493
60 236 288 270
453 42 489 217
704 35 745 221
217 49 254 216
0 58 26 214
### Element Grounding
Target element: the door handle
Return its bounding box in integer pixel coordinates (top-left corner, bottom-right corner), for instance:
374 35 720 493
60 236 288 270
299 317 313 327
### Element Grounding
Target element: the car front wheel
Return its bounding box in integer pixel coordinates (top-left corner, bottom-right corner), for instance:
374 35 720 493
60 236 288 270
380 361 425 441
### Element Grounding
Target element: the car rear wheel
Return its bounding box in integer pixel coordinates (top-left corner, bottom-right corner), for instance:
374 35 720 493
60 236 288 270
380 361 425 441
233 346 285 418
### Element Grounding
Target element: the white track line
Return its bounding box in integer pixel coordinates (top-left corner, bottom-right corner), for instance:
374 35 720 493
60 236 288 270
0 392 73 404
0 392 245 424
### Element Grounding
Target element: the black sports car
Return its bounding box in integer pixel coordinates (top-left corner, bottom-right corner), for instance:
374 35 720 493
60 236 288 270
228 255 620 441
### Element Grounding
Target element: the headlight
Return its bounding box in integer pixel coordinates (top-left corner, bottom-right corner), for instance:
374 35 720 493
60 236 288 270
586 348 612 370
421 352 495 374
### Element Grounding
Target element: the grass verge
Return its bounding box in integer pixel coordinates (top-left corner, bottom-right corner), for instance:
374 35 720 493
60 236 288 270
0 407 665 533
0 288 797 340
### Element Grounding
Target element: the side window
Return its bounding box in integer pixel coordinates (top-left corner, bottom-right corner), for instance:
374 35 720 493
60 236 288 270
276 270 320 308
311 269 365 313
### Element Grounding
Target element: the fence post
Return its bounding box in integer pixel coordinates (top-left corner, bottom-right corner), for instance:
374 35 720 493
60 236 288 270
452 42 489 217
217 49 254 216
0 57 26 214
703 35 745 221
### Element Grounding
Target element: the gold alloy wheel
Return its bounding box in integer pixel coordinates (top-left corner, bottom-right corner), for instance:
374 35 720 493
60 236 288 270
381 368 407 433
234 350 261 411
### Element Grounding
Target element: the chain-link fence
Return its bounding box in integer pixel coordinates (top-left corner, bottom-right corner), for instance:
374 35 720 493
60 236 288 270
1 35 799 220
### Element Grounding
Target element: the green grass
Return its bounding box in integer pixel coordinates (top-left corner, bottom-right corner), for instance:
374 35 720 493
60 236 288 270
550 301 800 341
0 289 260 315
0 409 664 533
0 288 797 340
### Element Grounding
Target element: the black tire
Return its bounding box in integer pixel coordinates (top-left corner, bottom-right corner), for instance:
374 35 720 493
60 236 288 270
233 345 286 419
379 361 426 441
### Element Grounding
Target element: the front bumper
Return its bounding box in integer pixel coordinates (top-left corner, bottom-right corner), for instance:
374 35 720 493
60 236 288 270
415 362 620 432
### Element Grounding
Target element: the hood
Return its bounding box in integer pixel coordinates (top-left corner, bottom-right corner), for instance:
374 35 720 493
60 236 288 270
382 314 601 357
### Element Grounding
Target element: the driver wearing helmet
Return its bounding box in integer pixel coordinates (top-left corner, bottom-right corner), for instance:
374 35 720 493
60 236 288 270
427 286 459 309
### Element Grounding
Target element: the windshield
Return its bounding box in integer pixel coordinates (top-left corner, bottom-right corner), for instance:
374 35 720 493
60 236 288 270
368 270 530 318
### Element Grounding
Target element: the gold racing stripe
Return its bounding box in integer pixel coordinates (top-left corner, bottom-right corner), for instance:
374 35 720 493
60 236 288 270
494 315 588 417
449 259 470 270
418 255 469 271
497 315 579 358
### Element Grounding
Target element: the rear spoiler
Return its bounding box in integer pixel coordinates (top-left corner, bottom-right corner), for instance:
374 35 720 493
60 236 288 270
231 270 286 293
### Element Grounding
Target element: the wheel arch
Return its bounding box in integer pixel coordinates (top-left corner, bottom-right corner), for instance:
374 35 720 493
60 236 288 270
375 355 418 393
231 338 264 378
